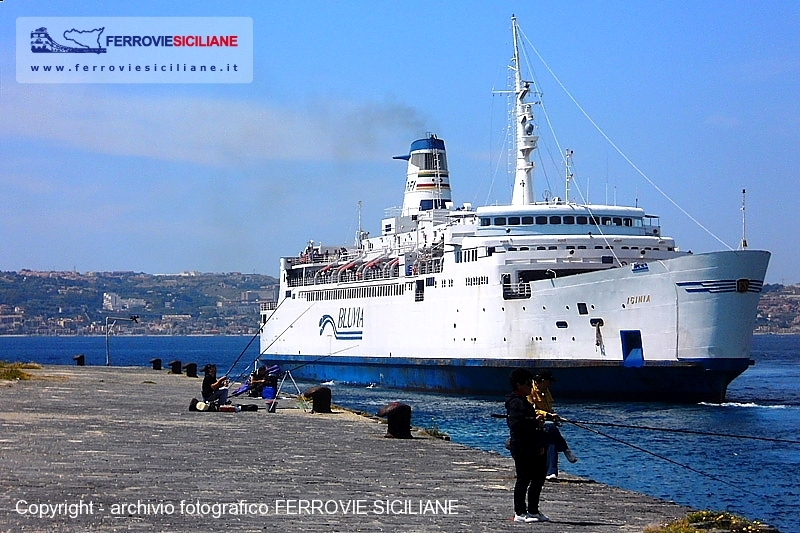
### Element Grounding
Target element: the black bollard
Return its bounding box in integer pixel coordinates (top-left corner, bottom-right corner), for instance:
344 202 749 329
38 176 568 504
183 362 198 378
168 360 182 374
303 386 332 413
377 402 412 439
73 354 85 366
150 358 162 371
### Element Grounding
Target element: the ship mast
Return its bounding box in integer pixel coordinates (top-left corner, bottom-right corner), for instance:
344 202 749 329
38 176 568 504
510 16 538 205
740 188 748 249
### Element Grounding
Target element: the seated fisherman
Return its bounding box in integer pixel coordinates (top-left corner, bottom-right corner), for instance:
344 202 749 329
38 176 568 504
200 364 229 406
247 365 269 398
528 370 578 480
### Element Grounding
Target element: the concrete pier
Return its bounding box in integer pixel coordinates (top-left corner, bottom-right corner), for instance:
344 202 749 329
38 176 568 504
0 366 692 532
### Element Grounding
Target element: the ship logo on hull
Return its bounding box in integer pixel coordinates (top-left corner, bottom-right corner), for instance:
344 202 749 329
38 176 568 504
319 307 363 340
676 279 764 294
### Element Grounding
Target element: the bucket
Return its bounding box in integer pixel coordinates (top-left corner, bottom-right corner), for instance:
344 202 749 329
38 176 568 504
262 386 277 400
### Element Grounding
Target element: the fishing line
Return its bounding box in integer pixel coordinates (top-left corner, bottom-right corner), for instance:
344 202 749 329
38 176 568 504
283 344 361 375
568 420 800 445
565 419 761 497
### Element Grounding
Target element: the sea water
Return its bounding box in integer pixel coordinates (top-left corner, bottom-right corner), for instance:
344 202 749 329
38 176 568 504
1 334 798 532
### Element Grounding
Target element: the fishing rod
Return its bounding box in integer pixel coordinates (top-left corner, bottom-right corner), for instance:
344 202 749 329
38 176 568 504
490 414 800 445
492 413 764 497
567 419 800 446
222 297 287 379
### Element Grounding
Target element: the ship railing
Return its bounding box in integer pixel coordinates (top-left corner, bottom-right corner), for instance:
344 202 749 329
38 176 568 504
415 257 444 275
260 301 278 311
502 282 532 300
286 263 402 288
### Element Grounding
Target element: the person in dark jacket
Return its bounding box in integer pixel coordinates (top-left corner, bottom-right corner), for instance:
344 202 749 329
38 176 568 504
505 368 549 523
200 364 229 406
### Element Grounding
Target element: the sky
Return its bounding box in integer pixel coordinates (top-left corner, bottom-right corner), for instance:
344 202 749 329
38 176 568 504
1 1 798 283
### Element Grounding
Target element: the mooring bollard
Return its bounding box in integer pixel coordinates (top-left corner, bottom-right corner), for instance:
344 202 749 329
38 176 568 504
303 386 332 413
168 360 182 374
150 358 162 371
183 362 198 378
377 402 412 439
73 354 85 366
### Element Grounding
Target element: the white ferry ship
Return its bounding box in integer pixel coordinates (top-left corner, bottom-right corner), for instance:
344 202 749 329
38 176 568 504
259 18 769 402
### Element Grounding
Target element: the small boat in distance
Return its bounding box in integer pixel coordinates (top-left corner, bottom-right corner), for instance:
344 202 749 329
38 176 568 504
259 17 770 402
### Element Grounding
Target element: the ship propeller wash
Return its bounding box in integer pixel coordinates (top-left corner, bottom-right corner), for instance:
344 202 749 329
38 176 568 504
259 17 770 402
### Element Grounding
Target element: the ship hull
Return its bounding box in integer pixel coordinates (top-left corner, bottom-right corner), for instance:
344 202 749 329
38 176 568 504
261 354 750 403
260 250 770 403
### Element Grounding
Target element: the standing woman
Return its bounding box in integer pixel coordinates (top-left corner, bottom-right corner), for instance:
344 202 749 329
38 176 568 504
505 368 550 522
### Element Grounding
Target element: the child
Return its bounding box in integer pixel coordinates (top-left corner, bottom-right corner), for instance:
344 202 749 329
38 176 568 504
529 370 578 480
505 368 550 523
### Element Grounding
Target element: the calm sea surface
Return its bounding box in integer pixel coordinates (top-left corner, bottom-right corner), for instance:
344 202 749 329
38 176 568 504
2 334 798 532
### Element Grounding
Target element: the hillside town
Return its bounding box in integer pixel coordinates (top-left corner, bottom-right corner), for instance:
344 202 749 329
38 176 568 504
0 270 277 336
0 270 798 336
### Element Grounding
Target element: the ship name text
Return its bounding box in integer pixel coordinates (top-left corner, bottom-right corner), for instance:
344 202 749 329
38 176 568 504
338 307 364 329
626 295 651 306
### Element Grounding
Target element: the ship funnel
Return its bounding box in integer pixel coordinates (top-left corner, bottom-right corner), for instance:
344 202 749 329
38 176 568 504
393 134 452 216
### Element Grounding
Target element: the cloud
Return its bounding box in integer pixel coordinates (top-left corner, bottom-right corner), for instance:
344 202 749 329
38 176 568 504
0 85 428 167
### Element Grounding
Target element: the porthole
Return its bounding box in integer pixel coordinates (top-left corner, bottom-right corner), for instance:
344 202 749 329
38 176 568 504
556 321 568 329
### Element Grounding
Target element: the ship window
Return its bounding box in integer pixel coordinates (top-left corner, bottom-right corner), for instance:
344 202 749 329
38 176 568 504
537 246 546 250
577 302 588 315
634 218 643 227
563 215 575 224
522 216 534 224
577 216 588 224
591 216 601 226
613 217 622 226
494 217 507 226
595 246 603 249
536 216 548 224
578 245 587 249
621 246 629 250
623 218 633 227
508 247 517 251
556 321 568 329
602 217 612 225
508 216 520 225
602 256 614 264
549 216 561 224
566 245 575 250
480 218 491 227
548 245 557 250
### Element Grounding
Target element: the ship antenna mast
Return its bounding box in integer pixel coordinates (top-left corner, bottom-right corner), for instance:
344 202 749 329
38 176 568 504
740 188 748 249
356 200 363 249
565 149 574 203
510 15 538 206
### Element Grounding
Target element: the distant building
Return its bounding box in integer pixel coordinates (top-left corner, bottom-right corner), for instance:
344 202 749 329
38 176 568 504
103 292 147 311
